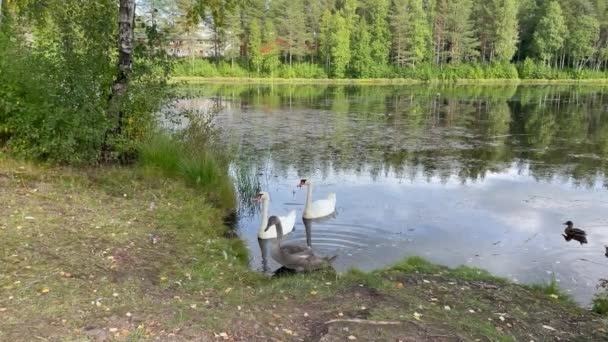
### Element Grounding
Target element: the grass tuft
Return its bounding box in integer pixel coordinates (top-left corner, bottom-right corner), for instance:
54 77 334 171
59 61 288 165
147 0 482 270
592 294 608 315
523 277 575 305
138 133 236 210
446 266 507 284
389 256 443 274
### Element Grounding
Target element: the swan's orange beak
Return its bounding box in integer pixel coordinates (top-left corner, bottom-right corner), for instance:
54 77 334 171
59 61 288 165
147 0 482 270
253 194 262 202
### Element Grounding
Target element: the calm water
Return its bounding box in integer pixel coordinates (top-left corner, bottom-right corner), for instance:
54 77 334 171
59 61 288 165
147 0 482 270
178 83 608 305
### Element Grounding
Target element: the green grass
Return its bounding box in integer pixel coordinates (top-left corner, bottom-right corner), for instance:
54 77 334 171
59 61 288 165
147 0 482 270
171 76 608 86
388 256 444 274
1 157 604 341
446 265 507 284
138 133 236 211
592 293 608 315
523 277 575 305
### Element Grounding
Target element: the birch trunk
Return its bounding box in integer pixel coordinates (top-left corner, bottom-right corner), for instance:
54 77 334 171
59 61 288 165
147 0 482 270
109 0 135 133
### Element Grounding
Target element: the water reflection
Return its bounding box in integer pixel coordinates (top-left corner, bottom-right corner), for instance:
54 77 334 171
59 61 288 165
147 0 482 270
176 83 608 304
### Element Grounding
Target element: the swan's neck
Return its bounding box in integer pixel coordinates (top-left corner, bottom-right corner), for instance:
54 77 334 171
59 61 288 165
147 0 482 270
259 199 269 233
304 183 313 213
275 221 283 242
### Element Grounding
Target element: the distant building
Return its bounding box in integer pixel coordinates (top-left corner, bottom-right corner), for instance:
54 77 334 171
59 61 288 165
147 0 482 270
166 24 230 58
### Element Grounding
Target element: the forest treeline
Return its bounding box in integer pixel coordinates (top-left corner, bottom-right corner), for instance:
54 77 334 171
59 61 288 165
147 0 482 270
146 0 608 79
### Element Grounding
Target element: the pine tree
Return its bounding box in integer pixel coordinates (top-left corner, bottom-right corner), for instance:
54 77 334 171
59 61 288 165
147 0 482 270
223 8 243 67
445 0 479 63
247 18 263 73
331 12 351 77
368 0 391 70
493 0 519 62
391 0 430 67
319 9 333 71
473 0 493 62
350 18 372 77
391 0 409 66
408 0 430 67
431 0 449 64
305 0 330 62
274 0 307 65
262 20 281 75
533 1 568 66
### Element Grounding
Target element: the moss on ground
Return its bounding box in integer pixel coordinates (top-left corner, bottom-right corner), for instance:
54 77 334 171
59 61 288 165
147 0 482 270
0 157 606 341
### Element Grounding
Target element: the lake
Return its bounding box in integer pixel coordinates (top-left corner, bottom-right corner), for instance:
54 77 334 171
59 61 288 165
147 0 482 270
177 83 608 305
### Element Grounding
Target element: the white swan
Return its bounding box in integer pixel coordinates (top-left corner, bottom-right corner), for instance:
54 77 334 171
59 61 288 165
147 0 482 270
298 178 336 219
254 192 296 239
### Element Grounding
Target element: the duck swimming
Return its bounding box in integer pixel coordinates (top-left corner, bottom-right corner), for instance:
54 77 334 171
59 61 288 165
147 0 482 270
265 216 337 272
562 221 587 245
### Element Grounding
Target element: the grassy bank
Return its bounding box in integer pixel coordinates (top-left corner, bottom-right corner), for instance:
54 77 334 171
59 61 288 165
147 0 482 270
172 76 608 86
1 156 606 341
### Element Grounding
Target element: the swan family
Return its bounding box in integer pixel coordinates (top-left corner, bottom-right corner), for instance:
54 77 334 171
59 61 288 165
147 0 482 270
254 179 595 273
255 178 337 272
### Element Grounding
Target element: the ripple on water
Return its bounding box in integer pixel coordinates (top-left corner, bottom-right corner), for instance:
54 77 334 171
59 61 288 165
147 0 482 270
280 222 399 254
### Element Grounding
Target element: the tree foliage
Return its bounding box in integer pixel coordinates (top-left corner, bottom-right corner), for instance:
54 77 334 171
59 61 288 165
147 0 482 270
0 0 172 163
151 0 608 76
533 1 568 65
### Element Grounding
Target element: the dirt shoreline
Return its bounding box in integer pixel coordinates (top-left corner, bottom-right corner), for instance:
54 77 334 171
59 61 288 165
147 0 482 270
1 157 606 341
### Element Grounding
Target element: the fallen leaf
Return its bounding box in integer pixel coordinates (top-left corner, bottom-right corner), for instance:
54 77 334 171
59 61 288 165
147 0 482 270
348 335 357 340
109 328 118 333
126 312 132 317
468 309 475 313
499 316 505 322
338 312 344 317
225 287 233 293
310 291 318 295
549 294 559 299
542 325 556 331
282 328 293 335
40 288 50 294
413 312 422 321
190 304 197 309
423 279 430 284
395 282 404 289
304 312 309 317
0 308 7 312
444 306 451 311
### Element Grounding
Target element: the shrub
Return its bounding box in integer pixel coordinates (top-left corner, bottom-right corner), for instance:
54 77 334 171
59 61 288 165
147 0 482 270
173 59 220 77
276 63 328 79
0 3 171 164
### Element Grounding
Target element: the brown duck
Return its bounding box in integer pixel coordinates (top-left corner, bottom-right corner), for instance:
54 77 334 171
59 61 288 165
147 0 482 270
562 221 587 245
